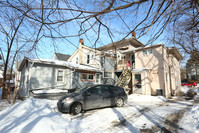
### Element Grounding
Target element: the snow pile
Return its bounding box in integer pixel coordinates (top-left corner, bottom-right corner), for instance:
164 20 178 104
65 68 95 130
32 89 68 94
0 98 68 133
0 93 198 133
179 105 199 133
128 94 168 104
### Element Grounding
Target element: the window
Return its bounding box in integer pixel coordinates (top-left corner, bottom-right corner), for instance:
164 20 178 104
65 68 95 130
81 73 95 81
104 72 113 78
143 49 152 55
76 57 78 64
57 70 64 82
87 55 90 64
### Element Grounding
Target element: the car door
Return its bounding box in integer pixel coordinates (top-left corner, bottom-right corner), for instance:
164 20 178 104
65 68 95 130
101 86 115 106
83 86 103 109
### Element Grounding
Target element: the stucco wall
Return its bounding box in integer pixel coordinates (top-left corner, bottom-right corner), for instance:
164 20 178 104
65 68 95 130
134 46 166 96
169 54 181 94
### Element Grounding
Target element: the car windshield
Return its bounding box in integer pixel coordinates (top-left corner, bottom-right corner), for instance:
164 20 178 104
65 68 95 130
75 87 89 94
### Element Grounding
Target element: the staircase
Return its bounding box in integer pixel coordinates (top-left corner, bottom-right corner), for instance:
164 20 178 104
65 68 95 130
115 68 132 88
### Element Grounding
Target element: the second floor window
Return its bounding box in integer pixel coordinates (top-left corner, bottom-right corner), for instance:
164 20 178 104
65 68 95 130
87 55 90 64
143 49 152 55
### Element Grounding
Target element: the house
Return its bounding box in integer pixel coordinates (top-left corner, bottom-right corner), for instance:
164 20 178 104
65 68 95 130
68 38 117 85
18 33 182 99
18 58 101 99
97 38 183 97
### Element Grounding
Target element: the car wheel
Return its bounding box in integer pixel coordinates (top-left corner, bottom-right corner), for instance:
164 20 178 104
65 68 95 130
71 103 82 115
116 98 124 107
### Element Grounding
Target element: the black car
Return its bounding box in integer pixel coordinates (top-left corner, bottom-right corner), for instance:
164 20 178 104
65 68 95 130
57 84 127 115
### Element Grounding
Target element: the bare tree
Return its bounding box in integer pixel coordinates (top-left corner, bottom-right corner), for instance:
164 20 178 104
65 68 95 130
0 0 198 101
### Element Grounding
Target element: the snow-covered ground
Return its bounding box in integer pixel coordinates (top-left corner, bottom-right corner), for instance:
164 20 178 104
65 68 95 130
0 87 199 133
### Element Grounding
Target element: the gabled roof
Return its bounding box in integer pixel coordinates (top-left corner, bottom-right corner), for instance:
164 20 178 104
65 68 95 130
54 53 70 61
18 58 101 72
97 37 144 50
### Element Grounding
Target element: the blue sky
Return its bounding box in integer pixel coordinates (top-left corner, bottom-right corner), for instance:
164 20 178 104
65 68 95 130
0 0 188 67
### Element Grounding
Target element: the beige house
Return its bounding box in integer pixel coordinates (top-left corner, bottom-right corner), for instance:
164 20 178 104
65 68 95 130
121 44 183 97
68 35 182 97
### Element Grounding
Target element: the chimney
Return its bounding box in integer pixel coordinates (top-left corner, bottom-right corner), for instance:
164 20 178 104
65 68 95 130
79 38 84 45
79 38 84 64
132 31 136 38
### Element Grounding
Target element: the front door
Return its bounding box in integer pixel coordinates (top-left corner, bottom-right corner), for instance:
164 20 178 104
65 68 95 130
134 74 142 94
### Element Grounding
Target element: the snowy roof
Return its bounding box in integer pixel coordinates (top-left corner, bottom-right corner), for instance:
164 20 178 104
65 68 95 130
97 37 144 50
18 58 102 72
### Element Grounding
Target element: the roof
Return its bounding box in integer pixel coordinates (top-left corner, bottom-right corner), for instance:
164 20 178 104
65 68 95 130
54 53 70 61
97 37 144 50
168 47 183 60
18 58 101 72
120 44 163 54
